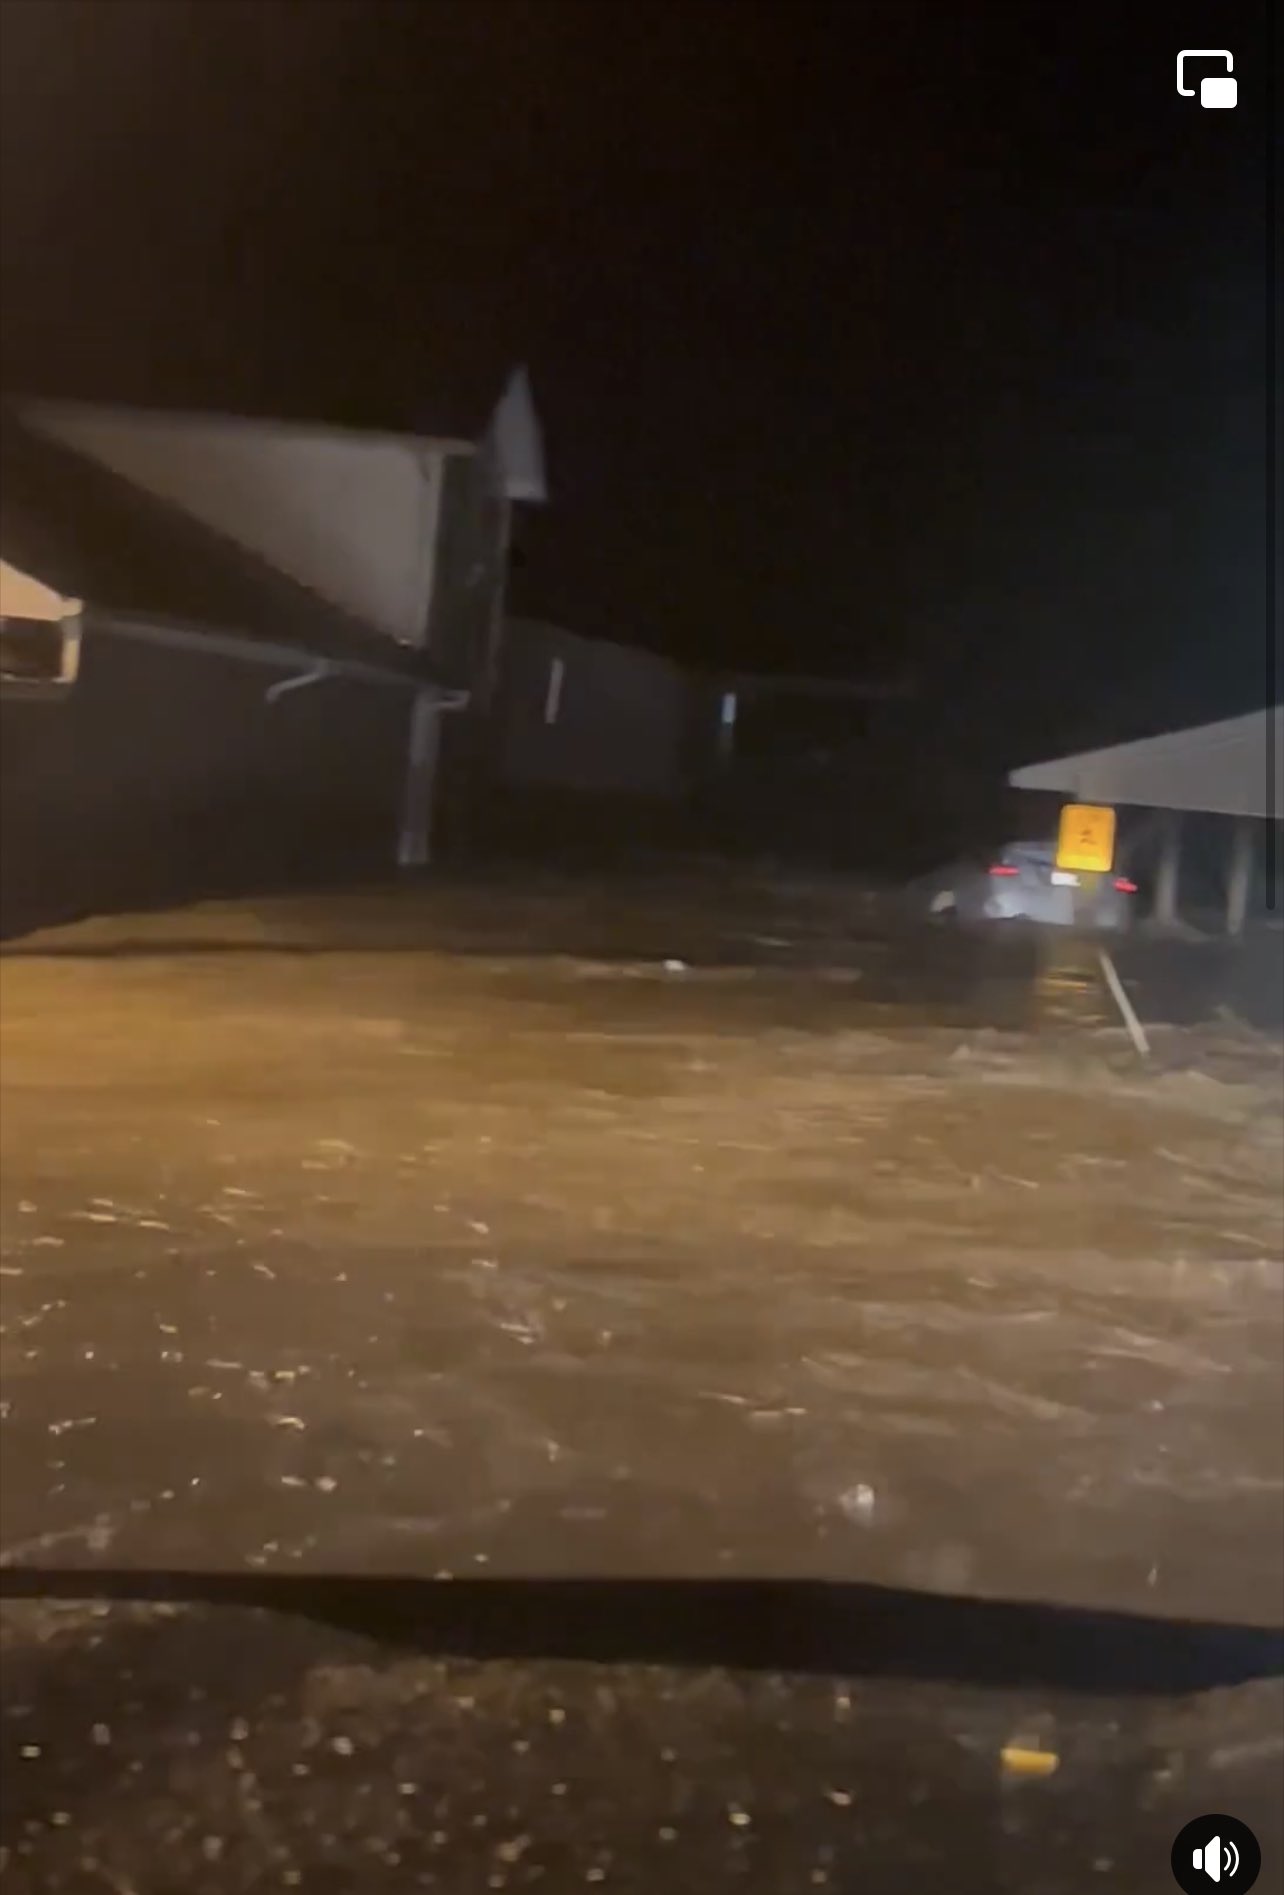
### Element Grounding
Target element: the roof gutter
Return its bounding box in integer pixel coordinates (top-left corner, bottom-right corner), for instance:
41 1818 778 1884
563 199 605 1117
89 610 471 710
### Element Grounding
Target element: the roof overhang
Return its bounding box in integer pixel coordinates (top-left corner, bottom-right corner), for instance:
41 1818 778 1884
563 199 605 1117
1009 707 1283 820
2 408 469 689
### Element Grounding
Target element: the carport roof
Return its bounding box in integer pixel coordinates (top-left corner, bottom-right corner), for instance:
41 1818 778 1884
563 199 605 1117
1009 707 1283 820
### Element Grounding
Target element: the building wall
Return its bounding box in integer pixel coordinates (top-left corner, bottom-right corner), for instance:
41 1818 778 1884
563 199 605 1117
495 620 692 800
426 448 508 689
1 625 411 938
21 403 452 648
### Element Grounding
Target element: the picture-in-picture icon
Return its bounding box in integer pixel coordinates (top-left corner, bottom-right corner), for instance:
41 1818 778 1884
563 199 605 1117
1176 50 1236 108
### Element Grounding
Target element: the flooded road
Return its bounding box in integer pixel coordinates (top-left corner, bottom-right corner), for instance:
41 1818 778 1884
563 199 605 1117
1 876 1281 1627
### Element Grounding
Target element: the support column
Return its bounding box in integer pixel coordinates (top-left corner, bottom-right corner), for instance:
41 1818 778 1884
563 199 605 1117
716 688 738 767
1153 811 1182 928
480 495 513 716
1225 816 1254 936
397 689 441 870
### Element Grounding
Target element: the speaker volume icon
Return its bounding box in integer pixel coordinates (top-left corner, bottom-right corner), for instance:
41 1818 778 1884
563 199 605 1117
1173 1813 1259 1892
1194 1835 1240 1884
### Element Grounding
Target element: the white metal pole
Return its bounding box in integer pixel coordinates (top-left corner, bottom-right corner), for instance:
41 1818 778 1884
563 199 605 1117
1225 816 1254 935
397 687 442 869
1098 948 1150 1057
1153 811 1182 928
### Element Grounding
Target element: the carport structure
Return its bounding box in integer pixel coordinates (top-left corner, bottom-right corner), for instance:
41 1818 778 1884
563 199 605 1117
1010 707 1282 934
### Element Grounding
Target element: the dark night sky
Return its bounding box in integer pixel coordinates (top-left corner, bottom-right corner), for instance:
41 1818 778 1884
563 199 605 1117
0 0 1274 762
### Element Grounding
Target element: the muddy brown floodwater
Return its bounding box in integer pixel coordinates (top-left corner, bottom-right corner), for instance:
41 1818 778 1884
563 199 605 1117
1 875 1281 1627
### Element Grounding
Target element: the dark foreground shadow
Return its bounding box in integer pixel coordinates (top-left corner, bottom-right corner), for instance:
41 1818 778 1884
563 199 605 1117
2 1569 1279 1697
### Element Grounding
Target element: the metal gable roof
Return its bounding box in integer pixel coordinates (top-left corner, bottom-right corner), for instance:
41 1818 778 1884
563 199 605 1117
0 408 451 687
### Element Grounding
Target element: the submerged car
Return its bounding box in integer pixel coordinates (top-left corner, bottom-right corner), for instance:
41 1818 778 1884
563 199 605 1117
928 840 1137 930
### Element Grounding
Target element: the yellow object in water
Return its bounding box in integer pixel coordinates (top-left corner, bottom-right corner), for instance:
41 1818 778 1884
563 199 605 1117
1001 1746 1060 1779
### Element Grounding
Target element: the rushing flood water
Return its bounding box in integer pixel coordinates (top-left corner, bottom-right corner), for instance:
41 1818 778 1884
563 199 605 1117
2 876 1280 1631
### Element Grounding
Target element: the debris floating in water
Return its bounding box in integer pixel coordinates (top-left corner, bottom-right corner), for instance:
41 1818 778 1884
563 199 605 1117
1000 1744 1060 1779
837 1483 877 1522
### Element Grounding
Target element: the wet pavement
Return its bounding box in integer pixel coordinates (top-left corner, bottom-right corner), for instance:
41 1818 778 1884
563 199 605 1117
0 873 1281 1888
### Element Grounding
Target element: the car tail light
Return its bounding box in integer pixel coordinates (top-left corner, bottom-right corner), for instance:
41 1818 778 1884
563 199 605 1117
988 864 1019 877
1114 877 1137 894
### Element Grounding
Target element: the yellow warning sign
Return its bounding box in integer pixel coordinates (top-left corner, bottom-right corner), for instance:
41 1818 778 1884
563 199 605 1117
1056 803 1116 874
